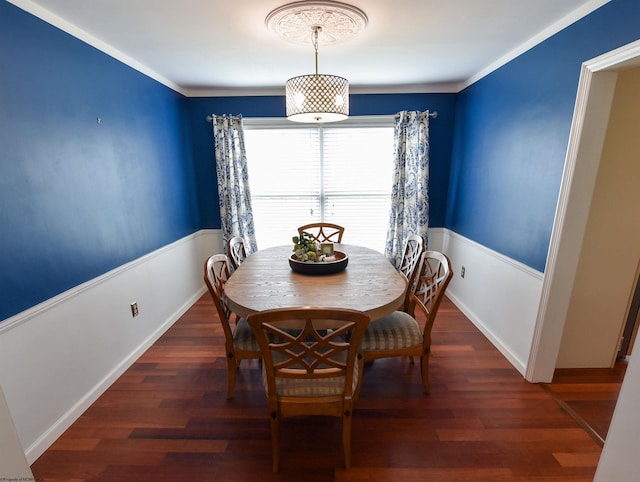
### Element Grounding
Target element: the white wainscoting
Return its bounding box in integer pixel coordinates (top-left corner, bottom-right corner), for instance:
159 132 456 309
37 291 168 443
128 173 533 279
0 230 223 464
438 230 544 375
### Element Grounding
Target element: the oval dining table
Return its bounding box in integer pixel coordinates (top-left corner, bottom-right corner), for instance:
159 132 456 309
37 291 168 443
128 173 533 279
223 244 407 321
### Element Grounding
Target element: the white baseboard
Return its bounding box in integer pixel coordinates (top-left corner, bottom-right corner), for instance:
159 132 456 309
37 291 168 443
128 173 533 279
0 229 223 464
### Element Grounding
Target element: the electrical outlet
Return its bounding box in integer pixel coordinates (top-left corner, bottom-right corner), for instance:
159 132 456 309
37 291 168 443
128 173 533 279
461 266 466 278
130 302 139 318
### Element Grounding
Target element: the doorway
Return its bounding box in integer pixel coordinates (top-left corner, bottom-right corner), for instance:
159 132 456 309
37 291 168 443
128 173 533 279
527 39 640 383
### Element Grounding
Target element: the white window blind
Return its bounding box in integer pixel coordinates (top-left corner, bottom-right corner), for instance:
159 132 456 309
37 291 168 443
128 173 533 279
244 118 394 252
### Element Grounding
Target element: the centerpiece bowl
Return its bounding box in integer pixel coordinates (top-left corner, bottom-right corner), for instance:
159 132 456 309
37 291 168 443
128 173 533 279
289 251 349 275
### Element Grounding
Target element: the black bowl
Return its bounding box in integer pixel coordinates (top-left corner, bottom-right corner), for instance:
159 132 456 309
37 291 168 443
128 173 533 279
289 251 349 275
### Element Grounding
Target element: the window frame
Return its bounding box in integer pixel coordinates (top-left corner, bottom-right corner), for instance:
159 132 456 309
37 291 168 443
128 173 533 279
243 115 395 250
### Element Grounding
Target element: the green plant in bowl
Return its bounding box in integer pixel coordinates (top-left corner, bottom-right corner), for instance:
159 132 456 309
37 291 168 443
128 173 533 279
292 233 318 262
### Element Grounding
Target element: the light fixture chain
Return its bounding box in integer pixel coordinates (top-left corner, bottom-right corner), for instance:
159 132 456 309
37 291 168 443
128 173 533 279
312 26 321 77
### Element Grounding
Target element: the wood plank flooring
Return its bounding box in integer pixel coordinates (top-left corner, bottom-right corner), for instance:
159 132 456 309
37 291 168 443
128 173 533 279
31 294 619 481
542 361 626 446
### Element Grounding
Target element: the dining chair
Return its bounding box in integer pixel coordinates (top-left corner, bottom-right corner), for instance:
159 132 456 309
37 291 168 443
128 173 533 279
226 236 248 271
297 222 345 243
358 250 453 395
397 233 425 313
204 254 261 399
247 307 370 472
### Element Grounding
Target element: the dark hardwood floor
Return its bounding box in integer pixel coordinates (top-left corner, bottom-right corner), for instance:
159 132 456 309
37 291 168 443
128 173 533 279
543 361 626 446
31 294 622 481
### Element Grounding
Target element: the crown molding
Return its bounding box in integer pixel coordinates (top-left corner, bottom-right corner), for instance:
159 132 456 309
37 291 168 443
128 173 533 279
459 0 611 91
7 0 188 96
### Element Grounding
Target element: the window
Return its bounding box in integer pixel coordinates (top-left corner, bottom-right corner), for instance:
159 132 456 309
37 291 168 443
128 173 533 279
244 117 394 252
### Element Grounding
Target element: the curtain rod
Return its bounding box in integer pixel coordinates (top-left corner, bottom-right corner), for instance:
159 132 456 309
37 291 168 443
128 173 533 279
206 114 242 122
207 112 438 122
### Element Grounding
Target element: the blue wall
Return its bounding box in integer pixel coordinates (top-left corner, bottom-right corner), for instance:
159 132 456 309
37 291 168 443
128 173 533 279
447 0 640 272
185 93 457 230
0 3 199 320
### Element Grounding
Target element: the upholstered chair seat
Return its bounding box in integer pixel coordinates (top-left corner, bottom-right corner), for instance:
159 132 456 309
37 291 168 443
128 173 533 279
233 317 261 352
262 361 360 398
359 312 423 351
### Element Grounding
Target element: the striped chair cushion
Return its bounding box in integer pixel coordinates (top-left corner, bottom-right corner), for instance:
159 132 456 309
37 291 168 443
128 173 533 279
359 311 422 351
233 318 261 352
262 361 360 398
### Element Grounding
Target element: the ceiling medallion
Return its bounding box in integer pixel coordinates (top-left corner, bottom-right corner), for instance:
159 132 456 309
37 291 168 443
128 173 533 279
265 0 368 46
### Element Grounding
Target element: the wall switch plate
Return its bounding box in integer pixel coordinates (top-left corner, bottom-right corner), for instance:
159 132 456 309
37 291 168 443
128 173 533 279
130 302 139 317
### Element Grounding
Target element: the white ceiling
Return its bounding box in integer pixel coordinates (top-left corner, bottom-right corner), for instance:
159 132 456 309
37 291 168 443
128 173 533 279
11 0 609 97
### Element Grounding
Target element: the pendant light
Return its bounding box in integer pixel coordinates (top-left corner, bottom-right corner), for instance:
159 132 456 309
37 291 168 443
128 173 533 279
266 1 368 123
285 25 348 123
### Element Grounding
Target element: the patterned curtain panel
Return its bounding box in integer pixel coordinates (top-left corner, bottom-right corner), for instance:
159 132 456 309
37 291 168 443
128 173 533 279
385 110 430 267
211 114 258 253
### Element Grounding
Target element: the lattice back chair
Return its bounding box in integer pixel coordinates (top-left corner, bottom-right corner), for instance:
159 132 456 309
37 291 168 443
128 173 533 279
358 251 452 395
247 307 370 472
298 223 345 244
397 234 425 313
204 254 261 399
227 236 248 272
